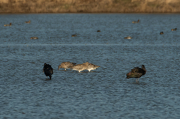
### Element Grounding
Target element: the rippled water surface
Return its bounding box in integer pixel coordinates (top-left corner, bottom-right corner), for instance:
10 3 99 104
0 14 180 118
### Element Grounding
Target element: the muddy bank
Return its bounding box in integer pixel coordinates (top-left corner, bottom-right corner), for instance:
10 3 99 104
0 0 180 13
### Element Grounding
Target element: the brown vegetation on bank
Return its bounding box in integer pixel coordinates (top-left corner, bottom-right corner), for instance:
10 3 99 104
0 0 180 13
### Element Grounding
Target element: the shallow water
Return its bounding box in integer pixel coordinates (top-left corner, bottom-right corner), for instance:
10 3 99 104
0 14 180 118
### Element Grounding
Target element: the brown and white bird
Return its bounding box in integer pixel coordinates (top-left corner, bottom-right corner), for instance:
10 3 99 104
58 62 76 70
124 36 132 39
70 62 89 73
126 65 146 82
86 63 100 72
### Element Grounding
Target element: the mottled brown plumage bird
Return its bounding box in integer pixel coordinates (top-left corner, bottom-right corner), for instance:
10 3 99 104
126 65 146 82
70 62 89 73
86 63 100 72
58 62 76 70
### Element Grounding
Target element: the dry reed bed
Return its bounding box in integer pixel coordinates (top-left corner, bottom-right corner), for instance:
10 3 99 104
0 0 180 13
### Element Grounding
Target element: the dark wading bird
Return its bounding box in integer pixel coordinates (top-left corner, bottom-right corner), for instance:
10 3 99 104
126 65 146 82
43 63 53 80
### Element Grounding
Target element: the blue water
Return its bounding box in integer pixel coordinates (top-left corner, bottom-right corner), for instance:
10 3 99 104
0 14 180 118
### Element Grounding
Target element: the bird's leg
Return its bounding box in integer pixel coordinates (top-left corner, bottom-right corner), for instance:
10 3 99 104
136 78 139 83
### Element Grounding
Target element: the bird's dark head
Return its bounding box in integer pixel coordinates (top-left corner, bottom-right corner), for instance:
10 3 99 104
44 63 47 66
142 65 146 72
72 63 76 65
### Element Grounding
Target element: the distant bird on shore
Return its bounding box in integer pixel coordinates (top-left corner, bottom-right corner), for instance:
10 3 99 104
72 34 77 37
132 19 140 23
124 36 132 39
4 23 12 26
31 37 38 39
70 62 89 73
171 28 177 31
43 63 53 80
25 20 31 23
58 62 76 70
126 65 146 82
160 32 164 35
97 30 101 32
86 63 100 72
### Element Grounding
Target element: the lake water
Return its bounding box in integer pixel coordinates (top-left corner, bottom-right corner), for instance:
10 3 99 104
0 14 180 119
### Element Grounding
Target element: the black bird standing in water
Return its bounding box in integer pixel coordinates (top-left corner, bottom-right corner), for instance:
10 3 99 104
43 63 53 80
126 65 146 82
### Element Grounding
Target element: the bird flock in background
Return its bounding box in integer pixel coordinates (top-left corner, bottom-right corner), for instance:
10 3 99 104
4 19 177 82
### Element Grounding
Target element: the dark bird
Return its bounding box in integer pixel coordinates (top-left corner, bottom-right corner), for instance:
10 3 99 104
97 30 101 32
160 32 164 35
126 65 146 82
171 28 177 31
43 63 53 80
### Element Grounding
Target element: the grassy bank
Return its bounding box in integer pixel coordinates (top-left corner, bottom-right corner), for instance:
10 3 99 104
0 0 180 13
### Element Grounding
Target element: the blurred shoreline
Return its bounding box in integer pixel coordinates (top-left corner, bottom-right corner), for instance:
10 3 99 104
0 0 180 13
